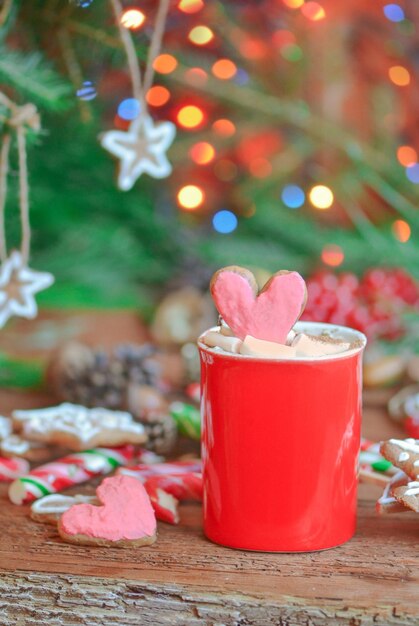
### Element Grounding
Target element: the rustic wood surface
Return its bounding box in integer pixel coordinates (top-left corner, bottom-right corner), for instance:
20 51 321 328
0 311 417 626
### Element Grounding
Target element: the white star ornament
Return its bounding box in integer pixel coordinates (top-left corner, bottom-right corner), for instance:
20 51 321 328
100 114 176 191
0 251 54 328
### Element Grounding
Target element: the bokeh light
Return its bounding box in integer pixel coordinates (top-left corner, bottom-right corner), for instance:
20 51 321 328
212 119 236 137
212 59 237 80
282 0 304 7
383 4 405 22
406 164 419 183
184 67 208 85
239 38 267 60
397 146 417 167
146 86 170 107
153 54 178 74
392 220 411 242
189 142 215 165
76 80 96 101
321 244 344 267
212 210 238 234
281 43 303 62
117 98 140 120
188 25 214 45
178 0 203 13
177 105 204 129
177 185 204 210
309 185 334 209
281 184 305 208
120 9 145 30
301 2 326 21
389 65 410 86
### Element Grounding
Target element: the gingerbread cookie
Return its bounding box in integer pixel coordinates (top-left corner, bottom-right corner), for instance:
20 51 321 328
392 480 419 513
376 471 410 515
12 403 146 451
380 438 419 480
210 266 307 344
31 494 98 524
58 475 157 548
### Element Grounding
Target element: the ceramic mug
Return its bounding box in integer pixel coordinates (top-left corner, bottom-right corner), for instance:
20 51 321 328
198 321 366 552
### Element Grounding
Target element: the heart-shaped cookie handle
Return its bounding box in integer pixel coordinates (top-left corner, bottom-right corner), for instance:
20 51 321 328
210 266 307 344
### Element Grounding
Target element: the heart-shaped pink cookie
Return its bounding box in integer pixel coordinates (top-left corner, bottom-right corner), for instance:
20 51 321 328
58 475 157 548
210 266 307 344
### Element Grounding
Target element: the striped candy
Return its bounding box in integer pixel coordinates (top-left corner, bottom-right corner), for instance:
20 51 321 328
0 456 29 481
8 446 134 505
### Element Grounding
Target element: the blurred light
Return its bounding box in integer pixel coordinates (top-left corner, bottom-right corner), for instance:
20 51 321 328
212 59 237 80
272 30 296 48
213 210 238 234
77 0 93 7
281 43 303 62
389 65 410 86
212 119 236 137
117 98 140 120
234 68 250 85
188 25 214 45
309 185 334 209
177 105 204 129
321 244 344 267
184 67 208 85
383 4 405 22
76 80 96 101
146 86 170 107
177 185 204 210
178 0 203 13
281 184 305 208
406 164 419 183
153 54 178 74
392 219 411 242
120 8 145 30
244 203 256 217
189 142 215 164
214 159 238 181
248 158 272 178
239 38 267 60
397 146 417 167
282 0 304 7
301 2 326 21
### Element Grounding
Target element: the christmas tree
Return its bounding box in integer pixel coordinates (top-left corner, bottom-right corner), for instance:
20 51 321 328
0 0 418 313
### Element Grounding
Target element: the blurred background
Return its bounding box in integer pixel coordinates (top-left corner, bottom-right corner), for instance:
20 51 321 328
0 0 418 418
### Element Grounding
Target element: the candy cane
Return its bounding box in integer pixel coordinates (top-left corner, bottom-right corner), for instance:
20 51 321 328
118 459 201 482
9 445 135 505
0 456 29 481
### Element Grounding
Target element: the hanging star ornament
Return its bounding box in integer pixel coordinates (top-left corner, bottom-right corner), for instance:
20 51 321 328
100 114 176 191
0 251 54 328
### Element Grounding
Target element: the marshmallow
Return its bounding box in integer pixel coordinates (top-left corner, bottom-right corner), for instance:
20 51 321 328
220 324 235 337
292 333 350 357
202 331 242 353
240 335 297 359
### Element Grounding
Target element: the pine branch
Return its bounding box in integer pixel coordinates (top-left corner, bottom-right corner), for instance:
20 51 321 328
0 46 72 111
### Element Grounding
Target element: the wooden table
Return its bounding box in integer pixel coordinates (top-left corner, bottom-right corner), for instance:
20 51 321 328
0 312 417 625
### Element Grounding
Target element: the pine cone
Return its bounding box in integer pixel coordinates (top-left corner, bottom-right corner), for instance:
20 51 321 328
127 384 177 455
47 341 164 409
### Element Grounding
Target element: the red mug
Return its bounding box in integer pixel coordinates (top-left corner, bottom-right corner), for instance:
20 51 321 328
199 321 366 552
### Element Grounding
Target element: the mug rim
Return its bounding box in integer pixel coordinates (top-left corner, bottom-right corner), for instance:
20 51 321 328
198 321 367 363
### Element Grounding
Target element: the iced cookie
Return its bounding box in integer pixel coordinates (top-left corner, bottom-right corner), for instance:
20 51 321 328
12 403 147 451
31 494 98 525
392 480 419 513
210 266 307 344
58 475 157 548
380 438 419 480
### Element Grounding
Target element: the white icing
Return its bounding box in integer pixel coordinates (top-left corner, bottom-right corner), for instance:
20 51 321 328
13 403 145 445
31 494 97 515
398 452 410 462
389 438 419 455
0 416 12 439
404 481 419 497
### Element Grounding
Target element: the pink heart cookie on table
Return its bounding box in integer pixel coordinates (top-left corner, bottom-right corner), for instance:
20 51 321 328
58 475 157 548
210 266 307 344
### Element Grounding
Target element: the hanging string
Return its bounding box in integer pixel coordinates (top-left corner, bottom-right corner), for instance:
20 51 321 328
0 134 10 262
0 91 40 265
110 0 171 114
